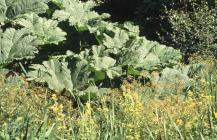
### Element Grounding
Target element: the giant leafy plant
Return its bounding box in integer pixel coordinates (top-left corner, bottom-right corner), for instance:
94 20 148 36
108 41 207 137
0 0 199 95
53 0 109 31
0 0 66 65
0 28 38 64
16 13 66 45
0 0 49 23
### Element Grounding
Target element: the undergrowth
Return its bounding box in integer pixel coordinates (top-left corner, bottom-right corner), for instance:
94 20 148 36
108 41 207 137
0 57 216 140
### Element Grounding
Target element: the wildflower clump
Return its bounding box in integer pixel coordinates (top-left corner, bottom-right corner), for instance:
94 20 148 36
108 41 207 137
97 97 110 120
76 102 99 140
144 90 213 138
49 93 68 134
49 94 65 122
116 84 144 140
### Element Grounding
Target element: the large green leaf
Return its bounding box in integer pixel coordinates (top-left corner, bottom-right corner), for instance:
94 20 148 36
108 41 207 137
0 0 7 22
91 56 116 71
150 64 202 94
115 36 181 71
28 59 73 92
78 86 108 101
52 0 109 31
91 22 182 71
174 64 203 77
90 56 122 79
53 50 91 89
122 22 140 36
102 27 129 54
159 67 190 87
0 0 49 23
16 13 66 45
0 28 38 64
68 50 91 89
151 41 182 67
91 46 122 79
120 44 160 70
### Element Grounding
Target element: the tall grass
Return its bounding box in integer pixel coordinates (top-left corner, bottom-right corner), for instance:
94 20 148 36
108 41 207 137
0 57 217 140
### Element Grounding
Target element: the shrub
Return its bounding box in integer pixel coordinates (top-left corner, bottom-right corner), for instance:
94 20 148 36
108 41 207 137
135 0 217 63
135 0 196 40
165 1 217 62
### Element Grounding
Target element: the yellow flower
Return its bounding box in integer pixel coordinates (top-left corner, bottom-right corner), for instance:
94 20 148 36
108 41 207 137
198 101 202 106
199 92 212 102
121 85 126 92
97 108 102 112
57 112 65 121
126 88 131 93
59 104 64 109
85 102 92 115
49 104 58 112
187 90 193 97
58 125 67 130
200 79 207 84
51 94 57 101
102 107 109 113
176 119 183 125
214 112 217 118
134 133 140 140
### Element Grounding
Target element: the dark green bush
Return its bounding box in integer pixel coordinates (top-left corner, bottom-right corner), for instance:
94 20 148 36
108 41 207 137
135 0 217 62
135 0 190 40
165 1 217 62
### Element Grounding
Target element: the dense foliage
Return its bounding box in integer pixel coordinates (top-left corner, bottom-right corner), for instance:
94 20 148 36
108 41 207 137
135 0 217 62
0 0 196 95
165 1 217 61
